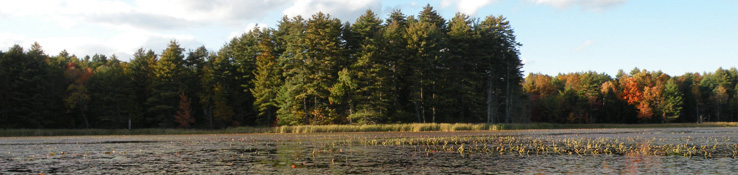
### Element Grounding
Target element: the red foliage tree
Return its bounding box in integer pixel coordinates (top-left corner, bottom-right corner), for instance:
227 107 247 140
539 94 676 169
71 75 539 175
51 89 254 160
174 92 195 129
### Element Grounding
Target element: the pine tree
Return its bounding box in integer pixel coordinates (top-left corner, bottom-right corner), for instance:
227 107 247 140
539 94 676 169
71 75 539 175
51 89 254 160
183 46 208 127
478 15 523 123
275 15 309 125
446 12 483 122
405 9 444 123
382 10 415 122
129 48 156 128
302 12 348 124
660 78 683 122
228 28 260 126
148 40 187 128
340 10 392 124
251 28 283 126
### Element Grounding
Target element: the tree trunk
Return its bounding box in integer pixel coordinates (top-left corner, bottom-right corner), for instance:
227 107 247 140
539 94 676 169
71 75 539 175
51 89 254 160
505 66 511 123
206 107 213 129
696 104 700 123
128 115 131 130
420 80 425 123
81 110 90 129
486 75 495 124
314 96 318 123
349 100 354 124
414 101 422 123
267 106 275 126
662 113 666 124
303 96 309 125
432 93 436 123
116 105 122 129
717 104 721 122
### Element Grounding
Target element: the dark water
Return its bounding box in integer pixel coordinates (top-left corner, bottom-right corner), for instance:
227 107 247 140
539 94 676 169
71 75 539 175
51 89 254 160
2 128 738 174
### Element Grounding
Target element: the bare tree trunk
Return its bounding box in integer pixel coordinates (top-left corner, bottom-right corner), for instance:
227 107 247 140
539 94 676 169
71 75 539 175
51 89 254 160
206 107 213 129
303 97 309 125
486 75 495 124
432 93 436 123
420 80 426 123
302 70 309 125
696 104 700 123
505 66 511 123
414 102 422 123
349 100 354 124
314 96 318 123
116 105 122 129
82 110 90 129
128 115 131 130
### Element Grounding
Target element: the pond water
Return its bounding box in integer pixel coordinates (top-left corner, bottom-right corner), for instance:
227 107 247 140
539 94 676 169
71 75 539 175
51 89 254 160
2 127 738 174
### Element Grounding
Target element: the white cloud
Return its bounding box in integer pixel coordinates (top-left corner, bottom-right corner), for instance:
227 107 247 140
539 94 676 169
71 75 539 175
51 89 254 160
133 0 289 26
0 33 27 49
283 0 382 22
532 0 627 12
0 30 199 59
572 40 595 52
521 57 530 65
1 0 290 30
441 0 498 15
226 23 270 41
0 0 288 59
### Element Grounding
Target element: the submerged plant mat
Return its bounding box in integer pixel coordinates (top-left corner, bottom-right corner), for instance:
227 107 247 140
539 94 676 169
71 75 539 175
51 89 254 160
2 127 738 174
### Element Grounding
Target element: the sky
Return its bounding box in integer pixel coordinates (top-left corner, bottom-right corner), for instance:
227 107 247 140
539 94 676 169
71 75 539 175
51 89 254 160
1 0 737 76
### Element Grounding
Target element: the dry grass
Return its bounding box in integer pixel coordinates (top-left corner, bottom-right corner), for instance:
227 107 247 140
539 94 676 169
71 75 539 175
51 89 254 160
2 122 737 136
274 122 738 134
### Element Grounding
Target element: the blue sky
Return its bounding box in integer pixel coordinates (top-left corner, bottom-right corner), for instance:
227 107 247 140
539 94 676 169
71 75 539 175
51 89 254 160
1 0 736 76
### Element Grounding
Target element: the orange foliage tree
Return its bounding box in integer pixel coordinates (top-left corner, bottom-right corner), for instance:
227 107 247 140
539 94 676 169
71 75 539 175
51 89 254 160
619 77 642 104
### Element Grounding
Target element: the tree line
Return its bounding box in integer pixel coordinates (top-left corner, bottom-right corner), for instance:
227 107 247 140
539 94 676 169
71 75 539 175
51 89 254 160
0 5 525 129
524 68 738 123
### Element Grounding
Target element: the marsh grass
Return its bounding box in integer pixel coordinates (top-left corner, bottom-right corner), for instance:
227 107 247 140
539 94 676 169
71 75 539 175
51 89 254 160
275 122 738 134
2 122 737 137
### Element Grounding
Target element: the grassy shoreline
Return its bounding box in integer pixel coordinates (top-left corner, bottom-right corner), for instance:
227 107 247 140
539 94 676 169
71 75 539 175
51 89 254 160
2 122 737 137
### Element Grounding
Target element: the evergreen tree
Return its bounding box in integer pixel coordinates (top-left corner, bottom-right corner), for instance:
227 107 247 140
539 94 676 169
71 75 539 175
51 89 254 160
251 28 283 126
478 15 523 123
446 12 483 123
405 8 445 123
275 15 309 125
148 40 187 128
660 78 683 122
184 46 208 127
228 29 260 126
88 55 134 128
382 10 415 122
0 44 58 128
343 10 391 124
302 12 348 124
129 48 156 128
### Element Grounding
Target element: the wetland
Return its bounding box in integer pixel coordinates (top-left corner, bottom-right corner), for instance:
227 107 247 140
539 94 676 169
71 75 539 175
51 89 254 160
2 127 738 174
